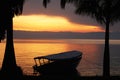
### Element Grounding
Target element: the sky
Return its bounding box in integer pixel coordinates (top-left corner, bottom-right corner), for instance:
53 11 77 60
13 0 120 39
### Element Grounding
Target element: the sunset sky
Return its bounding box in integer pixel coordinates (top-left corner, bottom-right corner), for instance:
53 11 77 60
13 0 104 33
13 15 104 33
12 0 120 39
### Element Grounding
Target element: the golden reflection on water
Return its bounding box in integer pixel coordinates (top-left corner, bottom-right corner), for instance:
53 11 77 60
0 39 120 76
0 39 105 75
13 43 71 74
0 43 5 68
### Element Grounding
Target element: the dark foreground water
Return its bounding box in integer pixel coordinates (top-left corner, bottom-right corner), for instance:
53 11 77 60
0 39 120 76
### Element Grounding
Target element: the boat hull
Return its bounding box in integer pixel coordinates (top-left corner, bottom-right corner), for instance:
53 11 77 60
33 55 82 74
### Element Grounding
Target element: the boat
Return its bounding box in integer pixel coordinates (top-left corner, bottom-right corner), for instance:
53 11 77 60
33 50 82 74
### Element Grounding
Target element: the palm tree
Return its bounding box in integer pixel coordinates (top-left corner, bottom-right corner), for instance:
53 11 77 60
67 0 120 78
45 0 120 78
0 0 25 78
0 0 54 78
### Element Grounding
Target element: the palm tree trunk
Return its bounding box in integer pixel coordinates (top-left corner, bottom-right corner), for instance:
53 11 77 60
1 17 17 77
103 19 110 78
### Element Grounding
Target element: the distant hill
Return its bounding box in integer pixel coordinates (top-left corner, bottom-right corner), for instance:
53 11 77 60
13 30 120 39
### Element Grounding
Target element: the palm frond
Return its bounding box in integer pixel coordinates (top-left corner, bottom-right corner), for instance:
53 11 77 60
9 0 25 16
74 0 120 25
60 0 67 9
43 0 50 8
0 0 25 41
60 0 75 9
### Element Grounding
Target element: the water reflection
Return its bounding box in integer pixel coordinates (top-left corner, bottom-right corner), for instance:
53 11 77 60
14 42 104 75
0 39 120 76
0 43 5 68
0 41 104 75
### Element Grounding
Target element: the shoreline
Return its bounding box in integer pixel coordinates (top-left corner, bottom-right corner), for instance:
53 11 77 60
4 75 120 80
14 75 120 80
0 70 120 80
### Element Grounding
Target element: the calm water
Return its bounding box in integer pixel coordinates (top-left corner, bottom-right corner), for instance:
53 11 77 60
0 39 120 76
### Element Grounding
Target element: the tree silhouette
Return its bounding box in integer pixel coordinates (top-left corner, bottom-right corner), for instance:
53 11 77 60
0 0 25 79
68 0 120 78
0 0 54 79
46 0 120 78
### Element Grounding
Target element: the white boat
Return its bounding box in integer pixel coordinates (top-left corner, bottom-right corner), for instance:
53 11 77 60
33 50 82 74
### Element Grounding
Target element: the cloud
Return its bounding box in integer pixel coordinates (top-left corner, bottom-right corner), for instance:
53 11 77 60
23 0 99 25
22 0 120 32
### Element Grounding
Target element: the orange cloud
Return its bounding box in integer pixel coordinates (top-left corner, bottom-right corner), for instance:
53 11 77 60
13 15 104 33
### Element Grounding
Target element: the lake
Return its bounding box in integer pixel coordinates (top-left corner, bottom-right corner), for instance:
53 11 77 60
0 39 120 76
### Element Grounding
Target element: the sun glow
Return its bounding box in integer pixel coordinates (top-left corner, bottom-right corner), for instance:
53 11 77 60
13 15 104 33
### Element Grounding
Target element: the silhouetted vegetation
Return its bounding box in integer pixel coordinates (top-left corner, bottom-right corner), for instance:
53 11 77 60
0 0 25 79
45 0 120 79
72 0 120 78
57 0 120 78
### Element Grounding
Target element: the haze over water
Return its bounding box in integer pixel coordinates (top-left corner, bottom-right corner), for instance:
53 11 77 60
0 39 120 76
